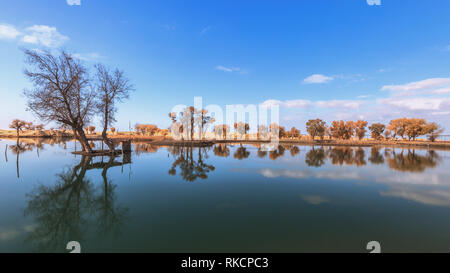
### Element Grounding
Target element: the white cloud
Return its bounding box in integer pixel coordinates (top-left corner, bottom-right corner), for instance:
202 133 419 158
259 99 283 108
379 97 450 111
432 86 450 94
315 100 364 109
215 65 246 74
163 24 176 31
22 25 69 47
381 78 450 92
260 99 363 110
200 26 212 35
73 52 101 61
284 99 312 108
0 24 21 40
357 94 374 99
67 0 81 5
303 74 334 84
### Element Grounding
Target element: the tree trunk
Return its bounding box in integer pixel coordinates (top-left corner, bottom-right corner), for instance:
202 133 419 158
102 130 115 153
75 127 93 153
102 108 115 153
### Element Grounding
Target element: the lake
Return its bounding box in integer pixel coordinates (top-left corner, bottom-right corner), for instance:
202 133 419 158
1 138 450 253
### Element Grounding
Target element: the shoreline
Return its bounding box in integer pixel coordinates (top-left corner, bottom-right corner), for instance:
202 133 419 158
2 135 450 150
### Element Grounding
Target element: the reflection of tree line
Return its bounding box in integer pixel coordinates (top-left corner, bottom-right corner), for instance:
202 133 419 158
131 143 443 183
5 138 82 178
303 146 440 173
168 146 215 181
24 155 129 252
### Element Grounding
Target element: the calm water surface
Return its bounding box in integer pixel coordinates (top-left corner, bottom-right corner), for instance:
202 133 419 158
1 138 450 253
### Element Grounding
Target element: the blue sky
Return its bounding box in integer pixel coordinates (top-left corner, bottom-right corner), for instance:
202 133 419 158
1 0 450 133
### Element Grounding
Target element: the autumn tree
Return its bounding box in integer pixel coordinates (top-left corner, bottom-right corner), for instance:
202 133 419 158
9 119 27 138
214 124 229 140
329 121 345 139
23 49 96 153
95 64 133 152
343 121 356 140
289 127 300 139
257 125 269 140
404 118 427 141
234 122 250 140
195 109 214 140
35 124 44 132
369 123 385 140
25 122 35 131
387 118 408 140
355 120 368 140
110 127 116 135
188 106 196 140
424 122 444 142
306 119 326 140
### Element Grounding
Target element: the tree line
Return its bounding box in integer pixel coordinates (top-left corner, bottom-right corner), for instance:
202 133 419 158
305 118 443 142
166 107 444 142
9 119 44 137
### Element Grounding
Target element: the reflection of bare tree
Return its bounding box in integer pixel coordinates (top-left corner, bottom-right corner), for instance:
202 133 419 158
24 155 129 252
213 144 230 157
10 141 33 178
234 145 251 160
305 147 326 167
385 149 441 173
369 147 384 165
93 156 129 239
168 146 215 181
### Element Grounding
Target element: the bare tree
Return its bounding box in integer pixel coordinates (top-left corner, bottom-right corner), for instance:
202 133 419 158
95 64 133 152
23 49 95 153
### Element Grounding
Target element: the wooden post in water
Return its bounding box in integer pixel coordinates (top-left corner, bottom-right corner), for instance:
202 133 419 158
122 140 132 153
5 144 8 163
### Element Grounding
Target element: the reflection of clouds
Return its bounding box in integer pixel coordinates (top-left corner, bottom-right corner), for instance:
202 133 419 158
301 195 329 205
0 224 35 241
0 229 20 241
314 171 362 180
260 168 309 179
259 168 362 181
375 172 448 186
257 166 450 206
381 186 450 206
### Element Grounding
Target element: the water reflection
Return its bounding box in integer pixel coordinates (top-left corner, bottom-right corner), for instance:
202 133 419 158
305 147 326 167
234 145 250 160
135 142 159 154
24 155 129 252
168 146 215 181
368 147 384 165
213 144 230 157
5 138 79 178
385 149 441 173
2 138 450 253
